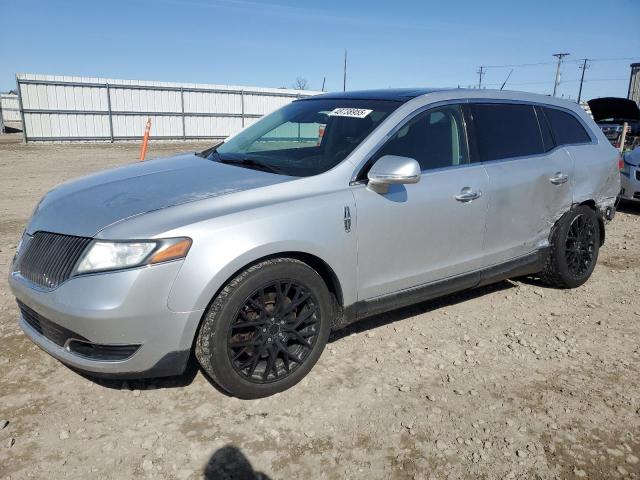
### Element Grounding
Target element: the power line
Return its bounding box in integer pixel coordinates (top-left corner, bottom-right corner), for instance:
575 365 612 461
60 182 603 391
481 56 640 70
483 61 556 69
480 78 628 87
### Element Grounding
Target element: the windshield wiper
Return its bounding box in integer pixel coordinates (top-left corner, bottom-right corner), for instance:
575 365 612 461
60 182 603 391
218 157 282 174
195 145 219 158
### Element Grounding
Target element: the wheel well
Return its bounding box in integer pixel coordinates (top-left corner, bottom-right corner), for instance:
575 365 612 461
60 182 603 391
578 200 605 246
191 251 345 354
276 252 344 308
213 252 344 309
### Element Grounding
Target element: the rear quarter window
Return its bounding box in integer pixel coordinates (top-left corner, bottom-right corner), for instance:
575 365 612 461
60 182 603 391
470 103 544 161
543 107 591 145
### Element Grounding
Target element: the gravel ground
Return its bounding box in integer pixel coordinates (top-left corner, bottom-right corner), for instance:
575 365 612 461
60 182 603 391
0 134 639 480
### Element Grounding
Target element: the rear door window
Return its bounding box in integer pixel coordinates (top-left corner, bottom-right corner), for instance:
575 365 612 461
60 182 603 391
543 107 591 145
470 103 544 161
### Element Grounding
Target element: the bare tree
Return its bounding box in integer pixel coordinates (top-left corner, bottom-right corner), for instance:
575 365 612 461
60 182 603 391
293 77 308 90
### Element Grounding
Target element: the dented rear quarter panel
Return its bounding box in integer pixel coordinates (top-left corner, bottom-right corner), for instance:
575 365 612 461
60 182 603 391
567 109 621 212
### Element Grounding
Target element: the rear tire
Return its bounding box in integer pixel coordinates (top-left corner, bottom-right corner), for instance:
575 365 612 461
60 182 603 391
540 206 600 289
195 258 332 399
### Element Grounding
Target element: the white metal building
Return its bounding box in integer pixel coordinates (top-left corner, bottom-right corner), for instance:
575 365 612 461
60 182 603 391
16 74 321 142
0 92 21 132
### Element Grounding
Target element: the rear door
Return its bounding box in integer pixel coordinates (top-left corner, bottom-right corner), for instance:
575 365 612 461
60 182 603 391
469 102 574 266
543 106 610 205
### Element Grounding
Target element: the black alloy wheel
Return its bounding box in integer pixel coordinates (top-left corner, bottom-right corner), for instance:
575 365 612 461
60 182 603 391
227 280 321 383
540 205 601 289
195 258 332 399
564 214 597 278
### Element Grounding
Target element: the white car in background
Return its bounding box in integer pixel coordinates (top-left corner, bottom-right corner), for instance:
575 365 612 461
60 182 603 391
621 146 640 202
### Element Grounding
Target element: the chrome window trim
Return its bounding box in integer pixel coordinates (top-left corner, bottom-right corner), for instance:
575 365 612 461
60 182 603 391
350 97 598 183
464 98 597 146
465 100 596 163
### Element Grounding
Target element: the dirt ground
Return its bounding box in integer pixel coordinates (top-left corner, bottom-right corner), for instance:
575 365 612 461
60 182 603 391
0 133 638 480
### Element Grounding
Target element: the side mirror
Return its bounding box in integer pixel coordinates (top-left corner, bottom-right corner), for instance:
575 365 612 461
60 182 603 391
367 155 421 192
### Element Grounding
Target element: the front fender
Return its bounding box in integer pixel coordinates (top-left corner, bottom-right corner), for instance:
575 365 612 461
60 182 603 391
166 190 357 314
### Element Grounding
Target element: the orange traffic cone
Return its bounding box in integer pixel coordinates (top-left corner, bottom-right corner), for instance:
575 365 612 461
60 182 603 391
139 117 152 161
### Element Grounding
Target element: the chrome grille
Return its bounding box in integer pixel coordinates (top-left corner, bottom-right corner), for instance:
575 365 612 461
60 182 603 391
15 232 92 289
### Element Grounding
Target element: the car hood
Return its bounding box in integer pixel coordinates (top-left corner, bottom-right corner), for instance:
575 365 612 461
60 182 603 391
588 97 640 123
26 153 294 237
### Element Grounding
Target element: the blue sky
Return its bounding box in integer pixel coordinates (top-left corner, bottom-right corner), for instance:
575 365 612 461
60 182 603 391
1 0 638 100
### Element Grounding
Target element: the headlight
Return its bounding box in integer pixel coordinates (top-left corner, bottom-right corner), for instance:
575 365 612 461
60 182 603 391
74 237 192 275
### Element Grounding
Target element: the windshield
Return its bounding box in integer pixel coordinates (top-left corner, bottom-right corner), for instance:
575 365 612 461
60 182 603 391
210 98 401 176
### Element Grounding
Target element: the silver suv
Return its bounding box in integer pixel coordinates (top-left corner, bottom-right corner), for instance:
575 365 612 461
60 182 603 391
10 89 620 398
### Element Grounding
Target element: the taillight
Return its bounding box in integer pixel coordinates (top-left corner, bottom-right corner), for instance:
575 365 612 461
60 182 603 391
618 157 624 171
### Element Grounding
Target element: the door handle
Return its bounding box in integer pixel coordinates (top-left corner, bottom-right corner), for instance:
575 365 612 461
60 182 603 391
455 188 482 202
550 172 569 185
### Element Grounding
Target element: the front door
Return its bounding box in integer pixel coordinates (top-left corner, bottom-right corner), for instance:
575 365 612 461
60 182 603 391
353 104 489 301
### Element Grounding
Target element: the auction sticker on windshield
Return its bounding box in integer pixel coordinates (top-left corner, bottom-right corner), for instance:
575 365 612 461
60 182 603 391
328 108 373 119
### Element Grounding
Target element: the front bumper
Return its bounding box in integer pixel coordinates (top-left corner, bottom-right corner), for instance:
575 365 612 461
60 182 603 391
620 167 640 202
9 261 204 378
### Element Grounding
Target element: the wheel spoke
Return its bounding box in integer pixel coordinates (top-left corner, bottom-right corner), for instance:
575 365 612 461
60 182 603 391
280 348 303 365
279 345 291 373
229 337 262 348
285 305 318 330
232 319 267 329
289 330 312 348
246 347 263 377
280 292 311 316
263 346 278 381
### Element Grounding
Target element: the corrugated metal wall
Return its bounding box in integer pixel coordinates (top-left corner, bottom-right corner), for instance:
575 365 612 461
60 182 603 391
16 74 321 142
0 93 21 122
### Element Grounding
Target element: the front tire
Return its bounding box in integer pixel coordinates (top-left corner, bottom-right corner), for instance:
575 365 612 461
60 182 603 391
195 258 332 399
540 205 600 289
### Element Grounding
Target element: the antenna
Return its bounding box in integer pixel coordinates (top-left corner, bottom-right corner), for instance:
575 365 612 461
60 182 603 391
343 50 348 92
500 69 514 90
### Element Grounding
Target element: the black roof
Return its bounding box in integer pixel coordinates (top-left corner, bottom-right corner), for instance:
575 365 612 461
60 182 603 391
305 88 446 102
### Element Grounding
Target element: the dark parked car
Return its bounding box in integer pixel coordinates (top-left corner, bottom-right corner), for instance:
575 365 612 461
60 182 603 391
588 97 640 149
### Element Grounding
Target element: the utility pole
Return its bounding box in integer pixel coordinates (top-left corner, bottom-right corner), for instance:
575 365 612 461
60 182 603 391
577 58 589 103
552 53 570 96
343 50 348 92
477 66 485 89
